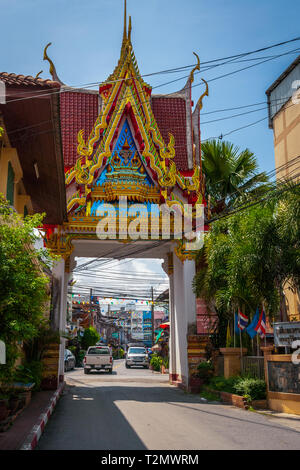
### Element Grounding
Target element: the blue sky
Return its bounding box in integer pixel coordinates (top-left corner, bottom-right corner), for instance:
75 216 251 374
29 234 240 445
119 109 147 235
2 0 300 174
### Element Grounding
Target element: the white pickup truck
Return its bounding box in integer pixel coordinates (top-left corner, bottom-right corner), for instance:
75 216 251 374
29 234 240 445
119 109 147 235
83 346 113 374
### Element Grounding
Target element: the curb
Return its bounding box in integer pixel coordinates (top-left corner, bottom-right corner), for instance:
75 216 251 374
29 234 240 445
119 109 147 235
20 382 65 450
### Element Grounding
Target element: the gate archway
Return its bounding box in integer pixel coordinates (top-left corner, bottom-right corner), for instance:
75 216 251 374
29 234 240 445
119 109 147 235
44 1 208 390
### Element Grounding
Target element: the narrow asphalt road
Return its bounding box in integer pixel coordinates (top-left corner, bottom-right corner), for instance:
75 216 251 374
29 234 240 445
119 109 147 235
37 360 300 450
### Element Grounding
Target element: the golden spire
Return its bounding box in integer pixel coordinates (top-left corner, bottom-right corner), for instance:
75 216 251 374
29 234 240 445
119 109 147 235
128 15 132 42
123 0 127 43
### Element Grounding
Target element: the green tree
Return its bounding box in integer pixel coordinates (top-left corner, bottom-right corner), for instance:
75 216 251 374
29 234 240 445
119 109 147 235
193 183 300 347
0 194 51 381
81 327 100 350
202 139 269 214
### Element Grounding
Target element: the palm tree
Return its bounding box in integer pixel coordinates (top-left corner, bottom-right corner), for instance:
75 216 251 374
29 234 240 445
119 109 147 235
202 140 269 214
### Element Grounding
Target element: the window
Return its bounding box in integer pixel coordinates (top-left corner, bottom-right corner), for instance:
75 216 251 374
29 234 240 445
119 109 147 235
6 161 14 206
88 347 110 355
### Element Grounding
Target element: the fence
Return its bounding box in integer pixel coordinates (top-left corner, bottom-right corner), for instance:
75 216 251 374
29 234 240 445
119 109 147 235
241 356 265 379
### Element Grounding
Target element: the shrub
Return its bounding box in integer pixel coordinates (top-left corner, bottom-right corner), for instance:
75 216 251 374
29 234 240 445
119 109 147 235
78 350 86 366
162 356 169 369
208 375 266 401
13 361 44 391
150 354 162 372
208 375 239 393
119 348 125 359
81 327 100 350
197 360 214 380
233 377 266 401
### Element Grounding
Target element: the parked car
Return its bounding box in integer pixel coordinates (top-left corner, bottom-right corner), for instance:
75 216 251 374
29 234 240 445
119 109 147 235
83 346 113 374
125 346 149 369
64 349 76 372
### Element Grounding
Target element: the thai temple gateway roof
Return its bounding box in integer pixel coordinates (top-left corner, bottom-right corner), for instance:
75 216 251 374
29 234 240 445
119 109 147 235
41 0 208 262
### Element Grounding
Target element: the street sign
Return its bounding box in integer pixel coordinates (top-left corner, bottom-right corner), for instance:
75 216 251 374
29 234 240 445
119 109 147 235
274 321 300 347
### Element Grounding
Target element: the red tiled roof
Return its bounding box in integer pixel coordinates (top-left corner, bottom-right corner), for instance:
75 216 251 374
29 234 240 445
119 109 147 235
59 92 189 171
60 91 99 167
0 72 60 89
152 96 188 171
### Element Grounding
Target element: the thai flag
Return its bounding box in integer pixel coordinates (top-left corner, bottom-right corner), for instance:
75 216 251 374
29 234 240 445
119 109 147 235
236 310 248 331
255 309 266 339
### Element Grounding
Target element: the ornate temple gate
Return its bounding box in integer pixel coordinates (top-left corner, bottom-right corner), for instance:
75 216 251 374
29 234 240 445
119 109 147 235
43 1 208 391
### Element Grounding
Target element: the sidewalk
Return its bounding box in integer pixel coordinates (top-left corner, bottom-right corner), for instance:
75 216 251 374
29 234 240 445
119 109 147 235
0 383 64 450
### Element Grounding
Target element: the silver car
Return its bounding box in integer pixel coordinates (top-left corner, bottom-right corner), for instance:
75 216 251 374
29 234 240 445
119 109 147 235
125 347 149 369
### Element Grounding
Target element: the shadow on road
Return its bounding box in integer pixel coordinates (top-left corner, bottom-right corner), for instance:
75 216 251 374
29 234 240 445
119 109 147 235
37 380 300 450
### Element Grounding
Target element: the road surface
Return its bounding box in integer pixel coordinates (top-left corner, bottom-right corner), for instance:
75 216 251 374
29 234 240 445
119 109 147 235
37 359 300 450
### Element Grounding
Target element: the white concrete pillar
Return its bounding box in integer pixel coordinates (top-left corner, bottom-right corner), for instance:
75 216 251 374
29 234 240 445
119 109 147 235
183 259 197 329
52 258 68 385
168 266 177 380
171 251 197 388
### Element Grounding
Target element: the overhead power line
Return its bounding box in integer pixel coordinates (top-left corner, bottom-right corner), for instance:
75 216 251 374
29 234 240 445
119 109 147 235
4 37 300 104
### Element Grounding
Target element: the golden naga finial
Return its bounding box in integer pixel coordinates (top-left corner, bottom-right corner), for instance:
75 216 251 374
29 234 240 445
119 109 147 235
197 78 209 111
35 71 43 79
43 42 64 84
189 52 200 84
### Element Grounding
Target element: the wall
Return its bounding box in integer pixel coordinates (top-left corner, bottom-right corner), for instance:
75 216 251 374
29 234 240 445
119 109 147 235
272 96 300 321
266 354 300 415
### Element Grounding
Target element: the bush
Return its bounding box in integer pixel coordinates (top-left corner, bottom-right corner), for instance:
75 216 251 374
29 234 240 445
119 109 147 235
197 360 214 380
13 361 44 391
78 350 86 366
233 377 266 401
119 348 125 359
150 354 162 372
81 327 100 350
208 375 239 393
162 356 169 369
208 375 266 401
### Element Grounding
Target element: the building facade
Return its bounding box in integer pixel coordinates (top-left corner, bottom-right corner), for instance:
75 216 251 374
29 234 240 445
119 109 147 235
266 54 300 321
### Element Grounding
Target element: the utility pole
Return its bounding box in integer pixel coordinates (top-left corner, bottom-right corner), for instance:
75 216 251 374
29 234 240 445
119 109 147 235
89 288 93 327
151 286 154 346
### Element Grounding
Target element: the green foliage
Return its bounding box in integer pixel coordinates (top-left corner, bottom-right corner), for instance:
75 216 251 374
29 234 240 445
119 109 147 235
162 356 169 369
81 327 100 350
193 182 300 346
208 375 240 394
0 195 48 379
150 354 162 372
23 323 60 363
202 139 269 214
13 361 44 391
200 390 220 402
197 360 214 380
207 375 266 401
68 346 77 356
233 377 266 401
0 194 55 381
78 350 86 366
